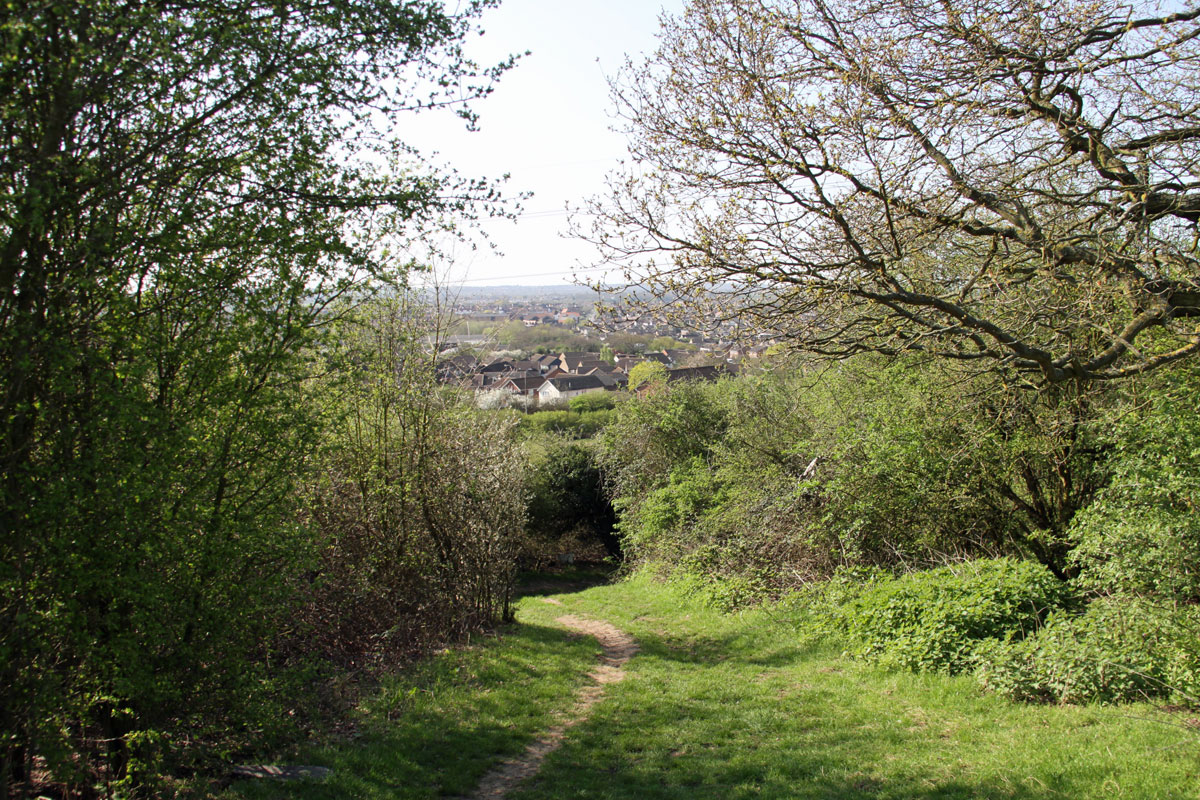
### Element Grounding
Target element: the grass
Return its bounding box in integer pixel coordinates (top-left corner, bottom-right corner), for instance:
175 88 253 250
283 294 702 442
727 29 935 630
229 616 600 800
230 573 1200 800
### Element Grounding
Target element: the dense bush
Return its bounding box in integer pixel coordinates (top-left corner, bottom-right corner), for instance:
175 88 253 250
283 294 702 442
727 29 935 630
519 408 615 439
302 298 525 670
841 558 1068 674
599 357 1107 594
598 378 729 514
977 597 1200 705
1068 366 1200 602
0 0 515 792
524 440 619 561
568 392 622 413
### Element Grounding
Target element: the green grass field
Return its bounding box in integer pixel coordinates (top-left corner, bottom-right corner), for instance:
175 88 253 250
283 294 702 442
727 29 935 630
230 574 1200 799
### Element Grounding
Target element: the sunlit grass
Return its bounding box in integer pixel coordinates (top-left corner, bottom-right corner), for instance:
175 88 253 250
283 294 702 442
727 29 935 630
231 573 1200 800
515 575 1200 799
229 613 599 800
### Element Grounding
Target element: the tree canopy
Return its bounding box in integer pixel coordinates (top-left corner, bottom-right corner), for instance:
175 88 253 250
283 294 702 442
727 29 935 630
0 1 515 793
590 0 1200 383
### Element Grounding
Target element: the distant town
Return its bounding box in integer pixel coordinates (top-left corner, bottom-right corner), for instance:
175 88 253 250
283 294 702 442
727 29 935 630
432 285 778 406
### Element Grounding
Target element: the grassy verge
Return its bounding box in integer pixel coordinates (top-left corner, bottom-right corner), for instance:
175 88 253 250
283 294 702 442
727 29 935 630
515 575 1200 799
228 616 600 800
231 573 1200 800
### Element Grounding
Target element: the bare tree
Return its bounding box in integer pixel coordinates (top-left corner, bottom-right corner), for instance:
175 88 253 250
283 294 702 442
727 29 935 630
588 0 1200 383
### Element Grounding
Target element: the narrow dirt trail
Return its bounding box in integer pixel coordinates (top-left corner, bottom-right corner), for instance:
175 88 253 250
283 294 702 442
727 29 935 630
461 612 638 800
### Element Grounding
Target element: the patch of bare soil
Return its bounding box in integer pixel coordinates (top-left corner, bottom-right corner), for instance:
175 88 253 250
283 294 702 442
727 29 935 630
461 615 638 799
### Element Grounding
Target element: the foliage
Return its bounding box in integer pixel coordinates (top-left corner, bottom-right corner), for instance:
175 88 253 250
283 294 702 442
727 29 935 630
0 0 513 793
598 378 728 506
619 457 729 564
803 361 1108 577
301 296 525 670
518 408 615 439
489 320 598 354
626 360 669 390
568 392 621 413
524 440 620 561
1068 366 1200 602
591 0 1200 383
842 559 1068 675
977 597 1200 705
599 357 1108 594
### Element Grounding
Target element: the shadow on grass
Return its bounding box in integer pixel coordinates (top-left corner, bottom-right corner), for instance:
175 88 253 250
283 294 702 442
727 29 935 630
509 621 1108 800
231 621 600 800
515 564 620 599
519 755 1062 800
623 623 832 670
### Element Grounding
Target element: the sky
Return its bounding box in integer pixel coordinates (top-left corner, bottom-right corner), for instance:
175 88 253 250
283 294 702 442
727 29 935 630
402 0 686 287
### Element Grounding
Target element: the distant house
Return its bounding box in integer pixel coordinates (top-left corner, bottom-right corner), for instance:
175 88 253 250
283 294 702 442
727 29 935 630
573 359 611 374
667 365 734 383
585 368 628 389
632 365 732 397
480 359 514 375
436 353 480 383
497 375 547 396
534 353 561 369
535 374 608 402
557 351 602 371
613 356 643 373
662 349 694 365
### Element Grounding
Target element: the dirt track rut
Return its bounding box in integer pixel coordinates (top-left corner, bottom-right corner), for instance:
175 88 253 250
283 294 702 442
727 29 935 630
462 614 638 799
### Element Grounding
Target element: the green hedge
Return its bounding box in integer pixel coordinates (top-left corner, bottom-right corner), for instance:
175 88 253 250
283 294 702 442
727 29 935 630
843 558 1068 674
977 596 1200 705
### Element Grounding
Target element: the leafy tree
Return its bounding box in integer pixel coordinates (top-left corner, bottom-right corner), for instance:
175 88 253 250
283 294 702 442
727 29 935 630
648 336 696 353
0 0 512 794
305 294 525 669
525 441 620 560
591 0 1200 384
628 360 669 390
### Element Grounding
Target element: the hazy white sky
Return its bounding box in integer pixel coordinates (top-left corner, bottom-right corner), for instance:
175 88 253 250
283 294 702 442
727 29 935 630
403 0 686 287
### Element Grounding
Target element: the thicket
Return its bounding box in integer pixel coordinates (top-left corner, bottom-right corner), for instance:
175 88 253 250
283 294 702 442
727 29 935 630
0 0 527 793
0 287 527 797
517 393 624 565
300 297 524 671
599 356 1200 703
523 440 620 563
600 358 1109 593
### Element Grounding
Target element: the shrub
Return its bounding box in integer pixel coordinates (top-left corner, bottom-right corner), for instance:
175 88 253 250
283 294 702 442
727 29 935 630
519 408 615 439
619 457 728 563
977 596 1200 705
1069 367 1200 601
843 558 1068 674
568 392 621 413
524 441 619 561
303 298 525 671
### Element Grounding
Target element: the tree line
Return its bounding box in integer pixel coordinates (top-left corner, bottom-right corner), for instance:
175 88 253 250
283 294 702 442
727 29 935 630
0 1 524 796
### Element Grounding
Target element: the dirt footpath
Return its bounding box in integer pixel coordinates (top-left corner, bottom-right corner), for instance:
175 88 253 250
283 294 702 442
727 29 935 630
462 613 638 799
